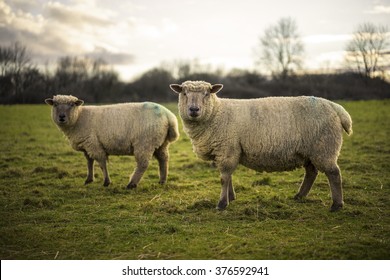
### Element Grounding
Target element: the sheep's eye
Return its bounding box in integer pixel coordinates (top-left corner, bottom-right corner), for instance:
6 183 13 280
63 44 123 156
70 103 75 107
204 92 209 96
53 103 58 107
182 92 187 96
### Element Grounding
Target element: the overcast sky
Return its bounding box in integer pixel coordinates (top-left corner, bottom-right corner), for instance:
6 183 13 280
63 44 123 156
1 0 389 81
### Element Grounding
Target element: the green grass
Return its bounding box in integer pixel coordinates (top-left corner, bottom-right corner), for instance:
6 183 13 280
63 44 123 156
0 100 389 260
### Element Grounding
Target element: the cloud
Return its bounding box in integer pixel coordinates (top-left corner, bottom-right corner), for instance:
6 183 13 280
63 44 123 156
44 1 114 29
365 5 390 14
0 0 135 68
0 0 12 21
0 0 51 55
305 50 347 70
5 0 39 12
132 17 179 40
86 47 135 65
303 34 352 44
0 0 183 81
1 1 45 33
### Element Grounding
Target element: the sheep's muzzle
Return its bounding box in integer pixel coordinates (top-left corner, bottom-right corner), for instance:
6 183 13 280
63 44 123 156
188 106 200 118
58 113 66 123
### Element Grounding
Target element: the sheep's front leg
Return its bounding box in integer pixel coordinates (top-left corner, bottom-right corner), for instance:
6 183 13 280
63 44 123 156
217 172 235 210
216 152 239 210
83 151 94 185
97 158 111 187
228 176 236 202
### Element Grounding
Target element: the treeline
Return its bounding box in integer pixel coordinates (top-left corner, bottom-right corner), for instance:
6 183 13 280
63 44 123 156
0 43 389 104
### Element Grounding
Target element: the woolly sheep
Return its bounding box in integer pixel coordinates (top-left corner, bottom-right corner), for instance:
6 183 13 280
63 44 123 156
170 81 352 212
45 95 179 188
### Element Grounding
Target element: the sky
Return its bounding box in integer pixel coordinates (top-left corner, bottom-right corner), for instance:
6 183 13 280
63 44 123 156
1 0 390 81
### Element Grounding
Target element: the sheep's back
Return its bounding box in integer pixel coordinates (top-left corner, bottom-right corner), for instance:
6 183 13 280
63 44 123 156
77 103 171 155
218 96 344 171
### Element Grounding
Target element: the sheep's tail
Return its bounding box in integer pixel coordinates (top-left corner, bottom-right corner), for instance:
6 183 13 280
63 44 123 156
166 111 180 143
331 102 353 135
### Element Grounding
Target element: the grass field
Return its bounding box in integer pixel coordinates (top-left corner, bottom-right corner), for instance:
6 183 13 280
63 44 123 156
0 100 389 260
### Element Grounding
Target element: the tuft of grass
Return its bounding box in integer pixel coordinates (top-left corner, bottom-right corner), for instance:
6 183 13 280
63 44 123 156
22 197 54 209
252 176 272 186
187 199 216 211
0 101 390 259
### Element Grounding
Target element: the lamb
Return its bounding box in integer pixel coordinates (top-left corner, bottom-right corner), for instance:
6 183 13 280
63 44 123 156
170 81 352 212
45 95 179 188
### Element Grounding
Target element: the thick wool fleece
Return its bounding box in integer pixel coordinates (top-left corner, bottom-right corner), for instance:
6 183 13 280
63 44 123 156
183 95 352 173
60 102 179 160
173 80 352 211
48 95 179 187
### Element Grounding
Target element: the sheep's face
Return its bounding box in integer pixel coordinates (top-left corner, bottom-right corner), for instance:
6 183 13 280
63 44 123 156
170 81 223 122
45 95 84 127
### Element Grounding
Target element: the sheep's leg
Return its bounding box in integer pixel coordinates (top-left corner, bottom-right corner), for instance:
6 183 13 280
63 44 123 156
97 158 111 187
217 172 233 210
325 165 344 212
216 151 239 210
228 177 236 202
127 152 151 189
83 151 94 185
294 161 318 200
154 143 169 185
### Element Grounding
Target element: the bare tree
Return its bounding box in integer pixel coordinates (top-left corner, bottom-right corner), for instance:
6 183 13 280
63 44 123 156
160 58 219 80
256 17 304 79
0 42 32 76
0 42 35 101
0 46 13 76
345 23 389 80
54 56 119 102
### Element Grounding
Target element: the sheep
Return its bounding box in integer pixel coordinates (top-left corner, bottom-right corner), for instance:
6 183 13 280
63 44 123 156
170 81 352 212
45 95 179 188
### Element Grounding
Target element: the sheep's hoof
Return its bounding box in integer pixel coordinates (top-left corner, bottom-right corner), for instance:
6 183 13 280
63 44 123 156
293 193 304 200
126 182 137 189
103 181 110 187
84 178 93 185
216 200 228 211
330 202 344 212
159 180 166 185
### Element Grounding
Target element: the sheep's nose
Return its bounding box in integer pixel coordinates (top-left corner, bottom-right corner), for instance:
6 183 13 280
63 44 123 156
189 106 200 118
189 106 200 112
59 114 66 122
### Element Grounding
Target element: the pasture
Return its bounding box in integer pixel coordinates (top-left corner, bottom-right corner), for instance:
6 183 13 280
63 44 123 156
0 100 389 259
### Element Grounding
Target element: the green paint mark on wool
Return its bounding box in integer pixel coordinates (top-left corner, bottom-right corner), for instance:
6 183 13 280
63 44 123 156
143 102 164 116
142 102 169 117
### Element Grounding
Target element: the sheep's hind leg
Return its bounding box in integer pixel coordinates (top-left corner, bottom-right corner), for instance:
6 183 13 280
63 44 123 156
127 152 151 189
154 143 169 185
294 161 318 200
325 165 344 212
83 151 94 185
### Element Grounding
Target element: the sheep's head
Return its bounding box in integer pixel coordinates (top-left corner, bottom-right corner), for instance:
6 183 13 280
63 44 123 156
45 95 84 127
170 81 223 122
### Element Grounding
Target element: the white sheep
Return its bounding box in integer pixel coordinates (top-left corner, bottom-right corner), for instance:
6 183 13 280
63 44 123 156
45 95 179 188
170 81 352 211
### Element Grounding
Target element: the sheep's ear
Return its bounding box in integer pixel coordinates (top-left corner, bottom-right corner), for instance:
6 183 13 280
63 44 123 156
45 98 54 106
75 99 84 106
210 84 223 94
170 84 182 94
